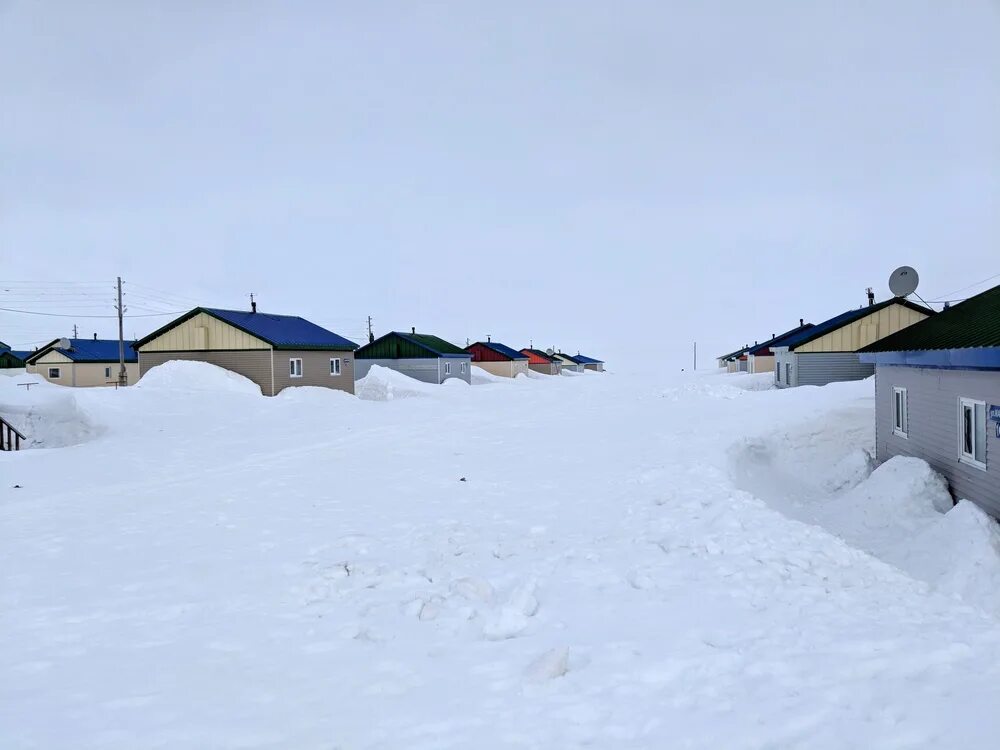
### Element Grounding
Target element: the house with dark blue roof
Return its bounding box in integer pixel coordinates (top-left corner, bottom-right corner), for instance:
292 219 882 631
26 335 139 386
572 354 605 372
552 352 585 373
133 305 359 395
354 327 472 384
773 297 932 388
741 320 813 377
465 339 530 378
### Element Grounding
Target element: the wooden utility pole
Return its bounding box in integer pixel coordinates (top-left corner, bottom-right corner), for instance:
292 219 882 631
116 276 127 386
367 315 374 343
72 324 78 338
693 341 697 371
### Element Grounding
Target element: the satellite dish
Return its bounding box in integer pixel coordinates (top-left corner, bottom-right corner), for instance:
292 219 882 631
888 266 919 297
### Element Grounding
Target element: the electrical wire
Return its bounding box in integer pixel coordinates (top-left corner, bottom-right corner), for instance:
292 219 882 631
0 306 185 318
926 273 1000 302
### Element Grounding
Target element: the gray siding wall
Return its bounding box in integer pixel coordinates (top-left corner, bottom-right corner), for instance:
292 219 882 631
875 366 1000 517
356 357 449 384
774 349 795 388
139 350 272 395
798 352 873 386
273 350 355 395
438 357 472 384
529 363 559 375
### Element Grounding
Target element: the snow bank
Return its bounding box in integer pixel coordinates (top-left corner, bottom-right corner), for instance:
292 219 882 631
355 365 436 401
135 360 262 395
470 367 507 385
0 374 101 448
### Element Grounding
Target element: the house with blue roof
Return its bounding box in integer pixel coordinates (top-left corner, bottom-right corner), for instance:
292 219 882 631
1 344 31 369
743 320 813 377
572 354 605 372
773 297 932 388
465 339 530 379
354 328 472 384
133 305 359 395
552 352 585 373
26 335 139 386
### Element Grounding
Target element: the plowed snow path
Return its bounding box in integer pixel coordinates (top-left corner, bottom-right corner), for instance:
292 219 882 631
3 371 1000 749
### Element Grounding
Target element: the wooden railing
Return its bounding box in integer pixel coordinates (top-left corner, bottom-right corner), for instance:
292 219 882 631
1 417 25 451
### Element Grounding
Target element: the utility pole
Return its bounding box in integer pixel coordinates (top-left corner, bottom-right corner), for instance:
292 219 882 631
367 315 374 343
693 341 697 371
72 324 78 338
116 276 127 386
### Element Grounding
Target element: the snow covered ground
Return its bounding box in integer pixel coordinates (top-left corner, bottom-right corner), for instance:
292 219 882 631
4 365 1000 749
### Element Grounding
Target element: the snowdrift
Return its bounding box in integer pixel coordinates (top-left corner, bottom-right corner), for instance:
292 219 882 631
0 374 102 448
355 365 437 401
134 360 262 396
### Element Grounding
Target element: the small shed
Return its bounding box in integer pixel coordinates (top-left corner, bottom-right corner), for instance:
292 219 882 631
355 329 472 384
26 337 138 386
573 354 604 372
465 339 530 378
859 284 1000 518
134 306 359 395
521 348 562 375
774 298 933 388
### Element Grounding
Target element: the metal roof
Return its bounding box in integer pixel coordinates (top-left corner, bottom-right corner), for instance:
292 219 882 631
469 341 528 360
400 332 468 356
134 308 358 351
860 284 1000 353
572 354 603 364
746 323 815 355
555 352 582 363
779 298 933 351
521 348 558 362
27 338 138 364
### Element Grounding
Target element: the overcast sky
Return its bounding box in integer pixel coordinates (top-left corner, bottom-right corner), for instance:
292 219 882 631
2 1 998 367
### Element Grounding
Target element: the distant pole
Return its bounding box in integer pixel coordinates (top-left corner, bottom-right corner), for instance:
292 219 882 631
367 315 374 343
693 341 697 371
116 276 127 386
72 324 78 338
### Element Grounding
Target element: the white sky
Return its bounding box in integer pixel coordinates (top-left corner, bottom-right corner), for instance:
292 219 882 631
1 1 998 367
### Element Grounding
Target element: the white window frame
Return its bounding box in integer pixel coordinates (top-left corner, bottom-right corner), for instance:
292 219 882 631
329 357 342 376
444 361 452 375
48 367 61 379
289 358 303 378
460 361 467 374
784 363 791 384
958 397 987 470
892 387 908 438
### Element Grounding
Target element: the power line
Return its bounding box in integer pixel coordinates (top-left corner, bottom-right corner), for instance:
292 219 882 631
927 273 1000 302
0 305 184 318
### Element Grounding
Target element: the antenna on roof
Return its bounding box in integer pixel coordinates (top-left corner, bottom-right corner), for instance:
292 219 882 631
866 287 875 306
888 266 919 298
250 292 257 313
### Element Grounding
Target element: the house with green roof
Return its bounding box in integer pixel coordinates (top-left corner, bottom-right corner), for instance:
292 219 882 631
859 284 1000 518
354 328 472 384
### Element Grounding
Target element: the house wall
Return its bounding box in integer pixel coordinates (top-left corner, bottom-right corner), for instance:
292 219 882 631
272 350 355 395
356 357 452 384
138 312 269 352
31 351 138 387
737 358 748 373
139 350 272 395
774 349 795 387
583 363 604 372
875 365 1000 517
473 360 529 378
528 362 560 375
795 303 929 353
439 357 473 383
775 350 872 387
749 355 775 374
726 361 738 373
556 358 583 372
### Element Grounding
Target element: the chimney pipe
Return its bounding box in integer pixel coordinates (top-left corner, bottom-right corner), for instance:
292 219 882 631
799 318 803 326
411 326 416 334
93 333 97 340
251 300 257 313
866 287 875 306
487 335 491 343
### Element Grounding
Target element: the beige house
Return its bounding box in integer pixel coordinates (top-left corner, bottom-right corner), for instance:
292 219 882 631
133 306 359 396
465 340 530 378
26 337 138 387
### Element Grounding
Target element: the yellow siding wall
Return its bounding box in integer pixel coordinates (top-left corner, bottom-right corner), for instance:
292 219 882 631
795 303 930 353
137 312 270 352
749 354 775 373
32 360 139 387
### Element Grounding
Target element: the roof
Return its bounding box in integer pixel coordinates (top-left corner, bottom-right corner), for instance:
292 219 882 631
860 284 1000 353
134 307 358 351
356 331 470 359
401 332 468 356
555 352 582 363
469 341 528 360
521 348 558 363
26 338 138 364
718 345 751 361
779 298 933 351
0 340 9 351
746 323 815 355
573 354 603 364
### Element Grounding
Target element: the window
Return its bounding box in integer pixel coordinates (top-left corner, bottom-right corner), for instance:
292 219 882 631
785 363 791 384
105 367 112 379
48 367 61 379
289 358 303 378
892 387 908 438
460 362 467 374
959 398 987 470
444 362 452 375
776 365 781 383
330 358 341 376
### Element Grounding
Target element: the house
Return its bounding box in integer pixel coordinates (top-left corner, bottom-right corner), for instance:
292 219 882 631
0 348 30 369
718 345 751 373
573 354 605 372
859 284 1000 518
133 306 359 396
465 339 530 378
745 320 814 376
521 348 562 375
354 328 472 384
553 352 584 372
773 298 933 388
25 336 139 386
